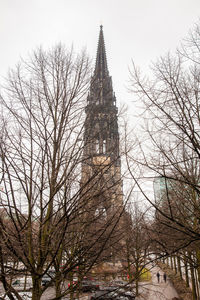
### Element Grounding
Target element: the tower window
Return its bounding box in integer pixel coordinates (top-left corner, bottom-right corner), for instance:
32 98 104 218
103 139 106 154
95 139 100 154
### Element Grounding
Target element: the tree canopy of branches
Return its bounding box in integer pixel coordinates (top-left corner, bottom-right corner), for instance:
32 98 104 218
129 21 200 246
0 45 126 300
129 21 200 299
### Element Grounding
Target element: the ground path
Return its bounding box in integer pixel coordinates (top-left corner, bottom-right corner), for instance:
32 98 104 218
137 265 179 300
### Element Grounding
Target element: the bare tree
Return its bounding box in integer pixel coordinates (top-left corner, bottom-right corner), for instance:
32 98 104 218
128 21 200 298
0 44 127 300
122 203 151 296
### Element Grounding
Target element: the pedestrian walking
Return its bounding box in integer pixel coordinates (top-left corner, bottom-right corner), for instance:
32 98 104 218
156 272 160 283
163 273 167 283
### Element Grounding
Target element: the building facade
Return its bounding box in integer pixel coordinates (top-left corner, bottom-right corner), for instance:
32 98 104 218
81 26 123 222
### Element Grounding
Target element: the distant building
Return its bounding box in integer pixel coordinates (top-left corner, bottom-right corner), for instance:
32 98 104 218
153 176 169 204
153 175 198 221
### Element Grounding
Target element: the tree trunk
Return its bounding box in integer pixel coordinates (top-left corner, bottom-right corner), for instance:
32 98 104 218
177 255 182 280
195 249 200 297
184 253 189 288
189 252 197 300
69 271 75 300
55 274 62 299
173 255 177 274
194 267 200 300
135 256 139 296
166 256 169 266
170 255 173 269
32 276 42 300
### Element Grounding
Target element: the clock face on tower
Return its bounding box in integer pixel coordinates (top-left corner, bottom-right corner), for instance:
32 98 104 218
93 156 110 166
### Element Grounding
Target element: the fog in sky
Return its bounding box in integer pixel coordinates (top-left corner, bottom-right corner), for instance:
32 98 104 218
1 0 200 107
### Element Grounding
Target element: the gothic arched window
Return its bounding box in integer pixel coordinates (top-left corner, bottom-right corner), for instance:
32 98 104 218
103 139 106 154
95 139 100 154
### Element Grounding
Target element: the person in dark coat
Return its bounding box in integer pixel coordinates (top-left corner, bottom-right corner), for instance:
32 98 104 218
156 272 160 283
163 273 167 283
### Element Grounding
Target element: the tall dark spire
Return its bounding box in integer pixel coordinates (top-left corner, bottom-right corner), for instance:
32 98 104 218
84 25 119 166
94 25 109 79
87 26 116 107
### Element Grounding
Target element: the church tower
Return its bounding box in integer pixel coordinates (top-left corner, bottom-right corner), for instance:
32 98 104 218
81 25 123 225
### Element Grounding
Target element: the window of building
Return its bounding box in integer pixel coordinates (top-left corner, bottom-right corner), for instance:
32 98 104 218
103 139 106 154
95 139 100 154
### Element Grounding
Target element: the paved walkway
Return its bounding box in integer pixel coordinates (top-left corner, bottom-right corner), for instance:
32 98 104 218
137 265 179 300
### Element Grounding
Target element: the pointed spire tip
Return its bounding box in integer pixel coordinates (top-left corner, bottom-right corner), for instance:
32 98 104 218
94 24 108 78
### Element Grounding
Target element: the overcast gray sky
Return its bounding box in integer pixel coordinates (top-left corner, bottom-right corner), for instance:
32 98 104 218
1 0 200 107
1 0 200 203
